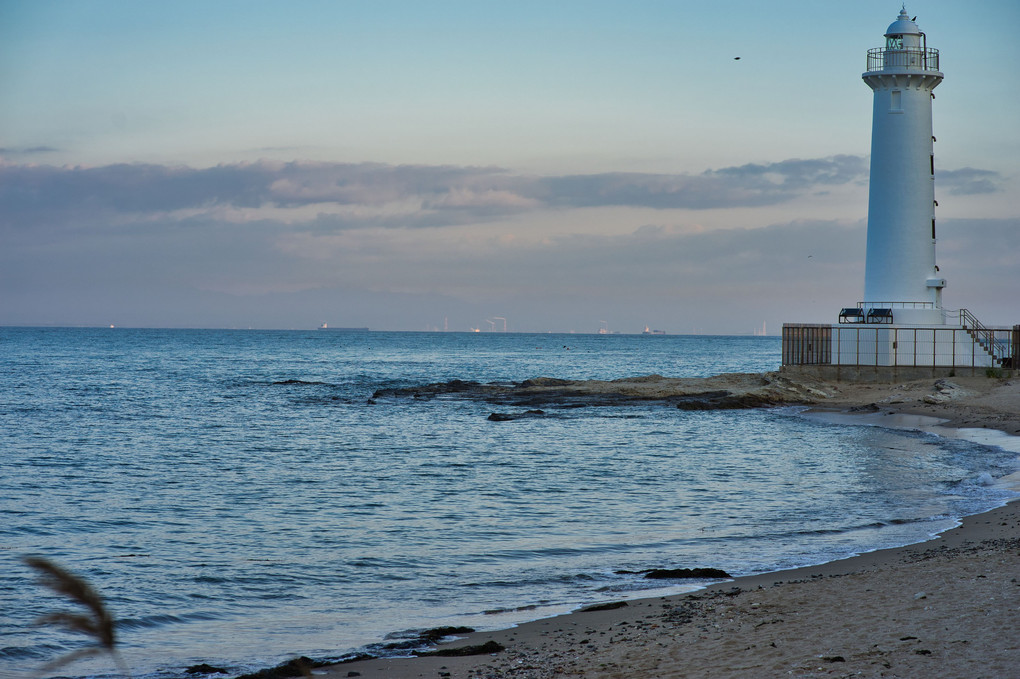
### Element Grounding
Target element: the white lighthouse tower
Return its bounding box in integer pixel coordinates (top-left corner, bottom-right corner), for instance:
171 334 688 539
861 7 945 325
782 8 1017 374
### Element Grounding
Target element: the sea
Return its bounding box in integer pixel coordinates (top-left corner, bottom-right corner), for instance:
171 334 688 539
1 327 1017 678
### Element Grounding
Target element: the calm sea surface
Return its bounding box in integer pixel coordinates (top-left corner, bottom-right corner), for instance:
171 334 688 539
1 328 1017 678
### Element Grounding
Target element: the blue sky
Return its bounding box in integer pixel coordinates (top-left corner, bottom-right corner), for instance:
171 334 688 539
1 0 1017 332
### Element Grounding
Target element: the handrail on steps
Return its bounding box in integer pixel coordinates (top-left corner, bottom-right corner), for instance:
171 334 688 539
957 308 1010 363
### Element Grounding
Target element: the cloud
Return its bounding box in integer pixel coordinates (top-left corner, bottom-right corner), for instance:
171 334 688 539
936 167 1002 195
713 155 869 190
0 213 863 330
0 145 60 156
0 160 525 233
0 155 880 241
2 198 1014 331
2 154 1013 331
530 155 870 210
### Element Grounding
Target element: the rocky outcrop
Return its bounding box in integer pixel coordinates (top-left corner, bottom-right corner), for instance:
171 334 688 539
372 372 838 410
673 391 781 410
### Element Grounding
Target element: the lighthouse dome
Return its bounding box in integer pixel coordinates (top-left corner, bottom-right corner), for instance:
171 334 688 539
885 8 920 37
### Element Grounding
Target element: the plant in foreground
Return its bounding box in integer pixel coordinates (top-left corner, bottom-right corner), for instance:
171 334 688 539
22 555 131 678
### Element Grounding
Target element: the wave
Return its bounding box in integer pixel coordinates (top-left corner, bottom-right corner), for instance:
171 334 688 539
116 610 222 631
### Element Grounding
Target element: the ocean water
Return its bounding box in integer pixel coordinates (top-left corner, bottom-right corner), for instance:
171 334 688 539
1 328 1017 678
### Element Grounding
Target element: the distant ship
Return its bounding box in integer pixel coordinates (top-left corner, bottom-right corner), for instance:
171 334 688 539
642 326 666 335
318 323 369 332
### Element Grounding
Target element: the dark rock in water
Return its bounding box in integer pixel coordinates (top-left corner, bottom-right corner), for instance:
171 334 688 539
233 656 321 679
849 403 882 412
419 626 475 643
185 664 228 675
579 601 629 612
373 379 499 400
642 567 732 580
376 626 476 652
487 409 546 421
519 377 574 388
675 391 777 410
414 640 505 657
378 638 424 652
442 379 487 392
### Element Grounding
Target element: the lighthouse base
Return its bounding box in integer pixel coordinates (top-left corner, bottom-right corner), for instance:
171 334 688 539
781 364 990 383
782 323 1017 373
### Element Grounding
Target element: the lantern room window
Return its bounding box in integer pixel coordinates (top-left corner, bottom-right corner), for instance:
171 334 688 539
886 34 903 49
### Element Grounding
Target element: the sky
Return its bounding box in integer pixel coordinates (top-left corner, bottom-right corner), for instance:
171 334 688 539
1 0 1017 333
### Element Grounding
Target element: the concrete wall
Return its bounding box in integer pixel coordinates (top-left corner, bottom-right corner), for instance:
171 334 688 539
780 364 1006 383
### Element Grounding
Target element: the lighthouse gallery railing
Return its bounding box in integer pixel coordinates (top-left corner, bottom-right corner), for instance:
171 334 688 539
866 47 940 73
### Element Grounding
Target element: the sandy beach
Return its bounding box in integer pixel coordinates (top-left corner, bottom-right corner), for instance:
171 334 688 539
323 500 1018 679
307 372 1019 679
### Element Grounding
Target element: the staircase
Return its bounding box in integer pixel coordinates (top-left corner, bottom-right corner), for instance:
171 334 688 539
959 309 1012 368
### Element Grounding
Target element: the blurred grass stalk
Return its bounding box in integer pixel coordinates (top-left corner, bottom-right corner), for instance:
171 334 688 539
22 556 132 678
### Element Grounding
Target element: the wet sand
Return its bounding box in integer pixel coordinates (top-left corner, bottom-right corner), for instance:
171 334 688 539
315 374 1020 679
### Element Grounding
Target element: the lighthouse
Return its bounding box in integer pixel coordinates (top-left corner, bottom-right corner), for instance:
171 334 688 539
781 9 1017 374
861 8 945 325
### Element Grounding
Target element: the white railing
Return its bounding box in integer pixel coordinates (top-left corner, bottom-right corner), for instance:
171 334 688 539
859 301 935 309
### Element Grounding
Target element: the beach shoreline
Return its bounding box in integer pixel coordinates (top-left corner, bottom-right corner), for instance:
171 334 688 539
267 373 1020 679
321 499 1019 679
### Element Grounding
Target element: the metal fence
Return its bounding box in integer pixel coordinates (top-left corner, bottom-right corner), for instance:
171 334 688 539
783 323 1018 369
866 47 940 73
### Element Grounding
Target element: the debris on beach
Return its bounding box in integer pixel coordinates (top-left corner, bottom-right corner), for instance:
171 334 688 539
922 379 971 404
